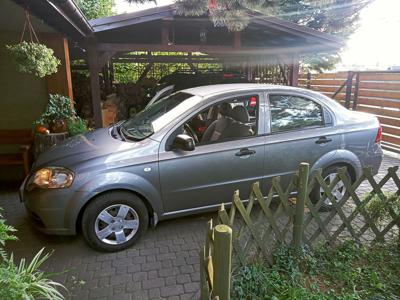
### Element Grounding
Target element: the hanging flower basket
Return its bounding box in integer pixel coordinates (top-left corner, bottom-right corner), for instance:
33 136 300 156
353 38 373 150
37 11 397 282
6 42 60 78
6 10 60 78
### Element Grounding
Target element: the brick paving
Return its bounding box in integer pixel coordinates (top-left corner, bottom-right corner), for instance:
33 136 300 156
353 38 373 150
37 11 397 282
0 152 399 300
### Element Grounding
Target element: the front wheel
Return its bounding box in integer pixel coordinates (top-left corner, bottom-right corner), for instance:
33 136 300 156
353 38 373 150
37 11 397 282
311 166 352 211
82 191 148 252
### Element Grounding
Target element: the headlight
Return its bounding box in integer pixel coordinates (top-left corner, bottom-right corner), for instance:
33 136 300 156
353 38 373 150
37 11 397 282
27 167 74 190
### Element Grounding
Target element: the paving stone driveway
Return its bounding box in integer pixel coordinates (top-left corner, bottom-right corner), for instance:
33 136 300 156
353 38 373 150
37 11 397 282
1 152 399 300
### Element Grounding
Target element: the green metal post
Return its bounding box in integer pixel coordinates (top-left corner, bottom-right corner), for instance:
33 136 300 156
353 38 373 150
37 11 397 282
212 224 232 300
292 162 309 251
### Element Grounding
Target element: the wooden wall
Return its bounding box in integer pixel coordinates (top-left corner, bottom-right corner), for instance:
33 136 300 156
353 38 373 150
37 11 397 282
299 71 400 153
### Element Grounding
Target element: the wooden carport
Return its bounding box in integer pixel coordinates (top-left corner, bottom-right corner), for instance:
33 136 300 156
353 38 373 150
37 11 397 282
82 5 343 128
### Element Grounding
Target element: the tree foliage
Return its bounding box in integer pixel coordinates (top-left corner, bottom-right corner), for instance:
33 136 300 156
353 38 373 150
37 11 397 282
75 0 115 19
176 0 370 70
76 0 157 20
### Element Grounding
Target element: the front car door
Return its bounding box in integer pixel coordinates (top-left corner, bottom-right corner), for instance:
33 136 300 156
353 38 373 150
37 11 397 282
263 91 340 191
158 92 267 216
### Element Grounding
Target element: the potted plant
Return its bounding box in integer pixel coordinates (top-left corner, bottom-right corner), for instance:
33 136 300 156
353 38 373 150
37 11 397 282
68 116 89 136
35 94 75 133
6 41 60 78
6 11 60 78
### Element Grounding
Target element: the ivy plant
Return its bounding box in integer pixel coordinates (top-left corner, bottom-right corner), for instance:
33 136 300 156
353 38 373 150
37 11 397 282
6 42 60 78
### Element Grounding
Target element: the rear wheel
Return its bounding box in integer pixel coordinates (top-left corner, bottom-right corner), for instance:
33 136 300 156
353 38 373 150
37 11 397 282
82 191 148 252
311 166 352 211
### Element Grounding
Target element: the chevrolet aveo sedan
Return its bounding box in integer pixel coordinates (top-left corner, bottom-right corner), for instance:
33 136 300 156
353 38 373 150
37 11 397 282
20 84 383 252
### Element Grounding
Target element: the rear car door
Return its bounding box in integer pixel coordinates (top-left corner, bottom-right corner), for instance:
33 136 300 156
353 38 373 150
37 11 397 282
263 92 340 190
158 92 267 215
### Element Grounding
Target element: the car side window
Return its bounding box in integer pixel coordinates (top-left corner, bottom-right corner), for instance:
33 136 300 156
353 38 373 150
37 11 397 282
269 95 324 133
170 94 259 148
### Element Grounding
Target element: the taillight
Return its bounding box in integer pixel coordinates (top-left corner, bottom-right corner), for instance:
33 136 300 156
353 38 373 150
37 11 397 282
375 119 382 143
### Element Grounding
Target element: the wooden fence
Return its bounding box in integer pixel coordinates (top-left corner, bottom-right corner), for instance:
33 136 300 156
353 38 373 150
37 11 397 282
200 220 232 300
200 162 400 298
299 71 400 153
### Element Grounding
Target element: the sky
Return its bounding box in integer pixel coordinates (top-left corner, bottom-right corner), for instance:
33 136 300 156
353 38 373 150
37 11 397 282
114 0 400 70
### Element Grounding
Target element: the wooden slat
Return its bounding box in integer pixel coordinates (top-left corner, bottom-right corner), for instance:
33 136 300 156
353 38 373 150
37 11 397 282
382 125 400 137
357 106 400 118
309 85 356 93
357 98 400 109
359 81 400 91
382 133 400 145
377 116 400 127
358 89 400 100
313 72 348 79
359 73 400 81
307 79 353 86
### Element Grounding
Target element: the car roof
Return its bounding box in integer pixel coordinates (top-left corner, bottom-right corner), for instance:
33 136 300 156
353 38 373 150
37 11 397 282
181 83 307 97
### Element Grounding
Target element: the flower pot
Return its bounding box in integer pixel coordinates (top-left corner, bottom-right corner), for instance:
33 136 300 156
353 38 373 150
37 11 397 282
49 119 68 133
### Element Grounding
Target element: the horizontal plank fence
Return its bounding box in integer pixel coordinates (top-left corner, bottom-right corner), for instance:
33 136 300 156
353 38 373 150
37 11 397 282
201 162 400 298
299 71 400 153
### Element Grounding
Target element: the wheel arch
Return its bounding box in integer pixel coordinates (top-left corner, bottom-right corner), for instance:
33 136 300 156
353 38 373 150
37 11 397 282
75 188 155 234
310 149 362 181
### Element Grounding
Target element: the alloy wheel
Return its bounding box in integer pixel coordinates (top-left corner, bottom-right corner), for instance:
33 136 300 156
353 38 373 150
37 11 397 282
94 204 139 245
319 173 346 206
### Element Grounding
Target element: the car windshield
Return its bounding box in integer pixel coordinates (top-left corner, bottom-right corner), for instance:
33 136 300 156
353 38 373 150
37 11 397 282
121 92 195 140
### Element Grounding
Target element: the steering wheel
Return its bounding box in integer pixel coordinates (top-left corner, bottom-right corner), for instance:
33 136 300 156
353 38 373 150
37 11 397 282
184 123 199 144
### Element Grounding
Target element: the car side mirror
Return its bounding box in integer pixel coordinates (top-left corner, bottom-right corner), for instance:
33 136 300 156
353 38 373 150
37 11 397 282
172 134 195 151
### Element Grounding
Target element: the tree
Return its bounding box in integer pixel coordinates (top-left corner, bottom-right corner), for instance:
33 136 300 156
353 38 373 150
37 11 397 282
274 0 370 71
75 0 115 19
176 0 371 71
76 0 156 20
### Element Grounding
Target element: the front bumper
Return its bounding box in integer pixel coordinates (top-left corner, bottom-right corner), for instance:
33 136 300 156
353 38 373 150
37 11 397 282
20 181 89 236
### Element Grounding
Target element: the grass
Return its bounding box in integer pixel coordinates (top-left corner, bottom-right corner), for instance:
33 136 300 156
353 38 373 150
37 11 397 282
232 241 400 300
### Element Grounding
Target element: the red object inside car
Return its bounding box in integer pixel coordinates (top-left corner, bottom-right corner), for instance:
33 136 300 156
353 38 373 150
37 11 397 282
249 96 257 107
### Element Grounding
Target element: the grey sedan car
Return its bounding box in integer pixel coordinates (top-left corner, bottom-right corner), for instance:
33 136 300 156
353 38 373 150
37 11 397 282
20 84 383 251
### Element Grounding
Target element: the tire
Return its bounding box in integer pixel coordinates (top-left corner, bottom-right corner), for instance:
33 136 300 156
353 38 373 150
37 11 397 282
310 165 352 212
82 191 148 252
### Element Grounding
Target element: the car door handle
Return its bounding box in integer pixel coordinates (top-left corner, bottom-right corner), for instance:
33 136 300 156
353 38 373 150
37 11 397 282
315 136 332 144
235 148 256 156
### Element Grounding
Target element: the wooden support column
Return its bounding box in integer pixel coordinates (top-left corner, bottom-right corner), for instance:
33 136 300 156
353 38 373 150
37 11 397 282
161 21 172 45
289 54 299 87
87 46 103 128
234 31 241 48
42 33 73 101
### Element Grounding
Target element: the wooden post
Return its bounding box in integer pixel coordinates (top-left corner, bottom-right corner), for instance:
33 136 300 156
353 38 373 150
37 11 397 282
212 224 232 300
42 33 74 101
233 31 241 48
344 71 354 109
289 54 299 87
292 162 309 251
306 72 311 89
352 72 360 110
88 46 103 128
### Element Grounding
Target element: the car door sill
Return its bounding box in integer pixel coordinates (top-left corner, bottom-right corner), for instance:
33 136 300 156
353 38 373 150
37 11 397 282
161 191 297 218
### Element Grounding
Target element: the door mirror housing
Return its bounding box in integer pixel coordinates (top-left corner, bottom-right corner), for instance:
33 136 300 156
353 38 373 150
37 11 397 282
172 134 195 151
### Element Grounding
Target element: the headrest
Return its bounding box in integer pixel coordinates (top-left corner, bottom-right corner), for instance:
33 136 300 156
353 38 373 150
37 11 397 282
232 105 250 123
219 103 232 117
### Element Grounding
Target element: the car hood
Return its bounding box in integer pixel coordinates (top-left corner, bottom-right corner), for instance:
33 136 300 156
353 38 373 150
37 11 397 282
34 128 155 169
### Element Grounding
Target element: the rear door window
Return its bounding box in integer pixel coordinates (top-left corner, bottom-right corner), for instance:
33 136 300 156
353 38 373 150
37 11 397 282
268 95 324 133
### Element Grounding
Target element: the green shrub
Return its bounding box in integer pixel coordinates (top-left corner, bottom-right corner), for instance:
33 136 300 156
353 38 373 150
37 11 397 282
364 192 400 223
0 208 65 299
6 42 60 78
232 242 400 300
68 116 89 136
35 94 75 125
0 249 65 300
